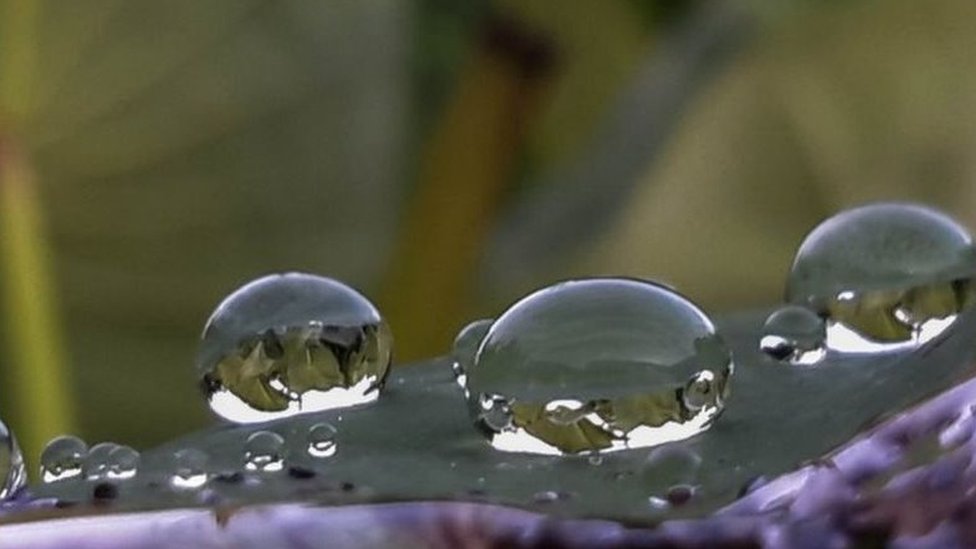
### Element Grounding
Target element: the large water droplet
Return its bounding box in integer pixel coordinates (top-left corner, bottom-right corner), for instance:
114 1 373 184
0 419 26 500
198 273 393 423
451 319 492 396
306 422 338 458
40 435 88 483
243 431 286 472
466 278 733 455
787 203 976 352
760 305 826 365
170 448 209 490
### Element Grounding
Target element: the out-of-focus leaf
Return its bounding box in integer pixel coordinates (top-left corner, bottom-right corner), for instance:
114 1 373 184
480 0 753 311
0 1 410 450
575 0 976 311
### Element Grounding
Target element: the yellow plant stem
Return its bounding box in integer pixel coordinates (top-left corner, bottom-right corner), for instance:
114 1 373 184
1 0 75 471
382 16 555 361
0 139 74 469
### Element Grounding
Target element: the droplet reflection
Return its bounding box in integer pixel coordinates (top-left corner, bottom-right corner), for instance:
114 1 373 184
465 278 733 455
787 203 976 352
40 435 88 483
198 273 393 423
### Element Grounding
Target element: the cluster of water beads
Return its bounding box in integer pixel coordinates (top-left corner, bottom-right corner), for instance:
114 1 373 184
459 278 733 456
785 203 976 354
84 443 140 481
197 273 393 424
38 437 141 484
0 419 26 501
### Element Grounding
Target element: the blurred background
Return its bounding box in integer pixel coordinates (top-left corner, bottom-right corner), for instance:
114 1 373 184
2 0 976 468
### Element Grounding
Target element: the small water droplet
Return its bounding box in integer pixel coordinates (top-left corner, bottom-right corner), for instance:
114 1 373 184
642 444 702 485
170 448 209 490
0 419 26 500
106 446 139 480
83 443 120 480
306 422 337 458
466 278 733 455
647 496 669 510
40 435 88 483
760 305 826 365
787 203 976 352
451 319 493 396
198 273 393 423
532 490 564 503
587 454 603 466
243 431 286 472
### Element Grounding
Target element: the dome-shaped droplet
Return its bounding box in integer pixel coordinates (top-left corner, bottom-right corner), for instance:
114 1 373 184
40 435 88 483
451 318 492 395
170 448 209 489
760 305 826 365
642 444 702 486
306 422 338 458
106 445 140 480
243 431 285 472
0 419 26 500
198 273 393 423
787 203 976 351
467 278 733 455
83 442 119 480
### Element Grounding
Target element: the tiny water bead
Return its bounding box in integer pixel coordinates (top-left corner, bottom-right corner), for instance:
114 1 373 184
0 420 26 501
198 273 393 423
83 442 117 480
40 435 88 483
306 422 338 458
244 431 286 472
466 278 733 455
760 306 826 365
170 448 209 490
106 446 140 480
786 203 976 351
451 318 493 394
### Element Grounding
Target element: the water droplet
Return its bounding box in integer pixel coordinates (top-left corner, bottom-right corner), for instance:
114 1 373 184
760 305 826 365
642 444 702 485
198 273 393 423
40 435 88 483
243 431 286 472
306 422 338 458
647 496 669 510
451 319 493 396
0 419 26 500
467 278 733 455
107 446 140 480
83 443 120 480
170 448 209 490
787 203 976 352
532 490 566 503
